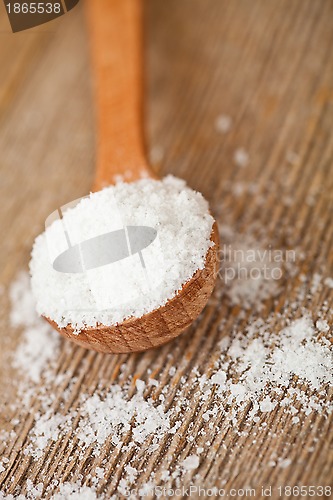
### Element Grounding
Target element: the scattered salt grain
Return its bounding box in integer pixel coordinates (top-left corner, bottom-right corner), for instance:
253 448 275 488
233 148 249 168
316 319 329 333
278 458 292 469
286 151 300 165
210 371 226 387
30 176 214 329
215 114 232 133
9 272 60 384
123 465 137 483
310 273 322 294
77 385 171 449
138 482 155 496
207 314 332 419
323 277 333 289
181 455 200 471
259 397 277 413
25 411 68 459
169 366 176 377
25 481 43 499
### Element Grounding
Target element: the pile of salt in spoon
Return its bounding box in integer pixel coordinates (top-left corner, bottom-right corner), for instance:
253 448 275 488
30 176 215 331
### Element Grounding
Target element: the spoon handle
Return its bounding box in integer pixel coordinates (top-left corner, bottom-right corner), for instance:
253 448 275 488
86 0 155 190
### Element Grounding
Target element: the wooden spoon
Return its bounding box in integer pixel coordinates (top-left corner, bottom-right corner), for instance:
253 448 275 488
45 0 219 353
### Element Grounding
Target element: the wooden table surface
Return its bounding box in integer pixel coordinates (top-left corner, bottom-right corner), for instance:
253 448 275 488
0 0 332 498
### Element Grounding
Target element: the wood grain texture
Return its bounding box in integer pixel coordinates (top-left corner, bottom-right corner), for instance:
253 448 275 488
0 0 332 498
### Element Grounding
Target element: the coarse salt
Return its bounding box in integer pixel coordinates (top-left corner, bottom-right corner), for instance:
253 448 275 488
215 114 232 134
233 148 249 168
323 277 333 289
181 455 200 471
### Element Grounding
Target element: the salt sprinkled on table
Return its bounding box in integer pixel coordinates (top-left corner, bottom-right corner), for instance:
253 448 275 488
2 214 332 497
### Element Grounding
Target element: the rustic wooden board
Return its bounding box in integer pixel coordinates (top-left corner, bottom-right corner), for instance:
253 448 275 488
0 0 332 498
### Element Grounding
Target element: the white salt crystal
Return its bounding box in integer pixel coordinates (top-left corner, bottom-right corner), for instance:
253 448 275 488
310 273 322 294
272 317 332 391
259 396 277 413
30 176 214 329
286 151 300 165
233 148 249 168
211 371 226 387
181 455 200 470
124 465 137 483
138 482 155 496
278 458 292 469
215 114 232 133
94 467 104 480
324 277 333 289
169 366 176 376
77 386 170 449
202 412 210 422
26 481 43 499
316 319 329 333
135 379 145 393
28 412 67 459
161 470 170 481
